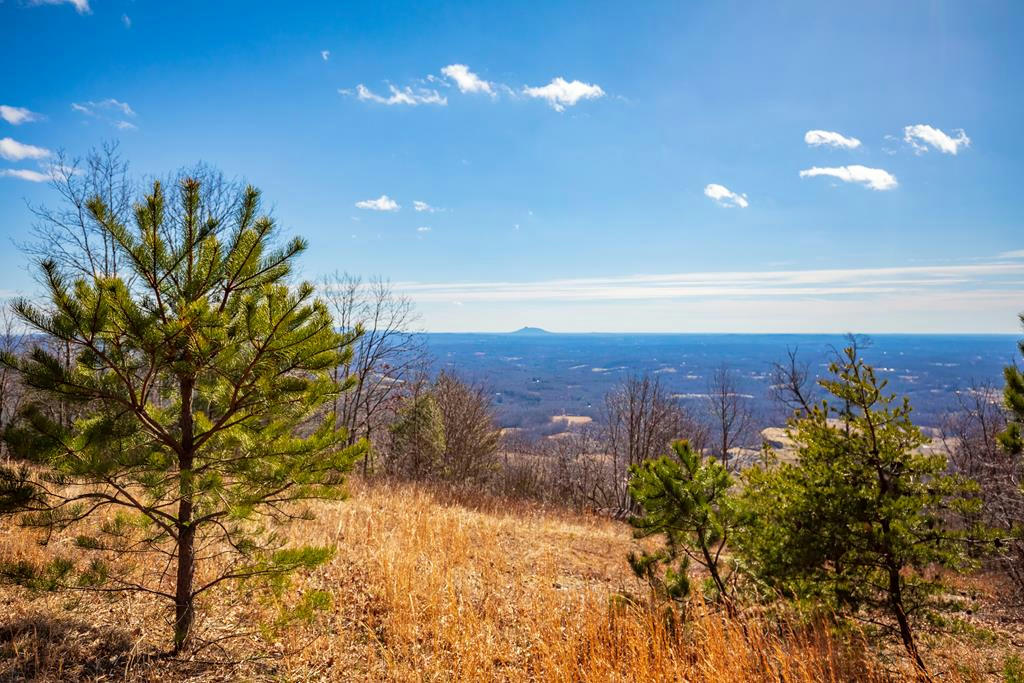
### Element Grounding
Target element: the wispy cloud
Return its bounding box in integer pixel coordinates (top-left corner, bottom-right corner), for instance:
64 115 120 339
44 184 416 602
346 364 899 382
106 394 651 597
349 84 447 106
0 168 51 182
0 137 50 162
355 195 400 211
881 134 900 155
71 99 139 130
121 14 131 28
704 183 749 208
413 200 443 213
72 99 136 117
321 50 330 61
903 124 970 155
0 105 42 125
27 0 90 13
1000 249 1024 259
417 226 432 233
441 64 494 96
394 262 1024 304
522 77 604 112
799 164 897 191
804 129 861 149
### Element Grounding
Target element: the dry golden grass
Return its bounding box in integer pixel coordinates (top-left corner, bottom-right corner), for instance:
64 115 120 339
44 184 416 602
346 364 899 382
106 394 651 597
0 479 1017 681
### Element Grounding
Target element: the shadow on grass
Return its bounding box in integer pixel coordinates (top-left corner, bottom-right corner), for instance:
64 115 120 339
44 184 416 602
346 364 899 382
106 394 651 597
0 613 284 682
0 614 143 681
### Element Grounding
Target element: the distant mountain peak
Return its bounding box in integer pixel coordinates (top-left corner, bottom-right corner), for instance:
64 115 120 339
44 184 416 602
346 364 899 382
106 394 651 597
511 326 552 335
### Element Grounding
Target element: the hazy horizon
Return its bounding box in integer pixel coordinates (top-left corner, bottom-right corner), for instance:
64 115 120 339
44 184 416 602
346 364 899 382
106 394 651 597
425 329 1021 336
420 331 1018 431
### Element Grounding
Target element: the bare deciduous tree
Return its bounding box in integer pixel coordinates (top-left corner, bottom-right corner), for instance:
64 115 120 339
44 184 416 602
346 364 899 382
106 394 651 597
769 346 817 418
22 143 243 281
497 427 607 507
705 365 754 471
941 381 1024 595
22 142 133 279
602 374 704 514
434 371 501 482
321 272 428 474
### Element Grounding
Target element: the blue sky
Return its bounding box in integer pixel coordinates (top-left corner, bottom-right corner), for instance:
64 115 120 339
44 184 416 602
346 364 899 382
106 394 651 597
1 0 1022 332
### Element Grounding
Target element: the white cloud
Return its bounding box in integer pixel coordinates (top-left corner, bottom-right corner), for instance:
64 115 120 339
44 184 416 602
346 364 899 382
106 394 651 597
413 200 442 212
71 99 139 130
703 183 749 208
441 64 494 96
122 14 131 28
351 84 446 106
799 164 897 191
0 168 51 182
522 77 604 112
999 249 1024 259
0 137 50 162
395 262 1024 304
108 99 135 116
343 69 605 111
417 226 432 233
804 129 861 149
321 50 330 61
72 99 136 117
27 0 90 13
355 195 400 211
903 124 970 155
0 105 41 125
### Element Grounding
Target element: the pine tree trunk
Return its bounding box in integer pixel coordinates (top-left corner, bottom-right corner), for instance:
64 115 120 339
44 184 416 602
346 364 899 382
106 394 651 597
173 510 196 652
699 532 735 615
887 561 929 679
362 423 372 476
173 375 197 653
876 452 930 680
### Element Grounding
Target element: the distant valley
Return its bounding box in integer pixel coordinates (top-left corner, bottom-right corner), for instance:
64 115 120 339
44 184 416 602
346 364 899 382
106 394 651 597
424 332 1019 434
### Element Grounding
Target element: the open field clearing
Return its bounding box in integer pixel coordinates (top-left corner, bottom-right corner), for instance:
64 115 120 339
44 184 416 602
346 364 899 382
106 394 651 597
1 479 1020 682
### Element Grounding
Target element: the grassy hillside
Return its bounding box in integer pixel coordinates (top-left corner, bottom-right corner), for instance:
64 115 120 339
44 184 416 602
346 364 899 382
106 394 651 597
0 479 1019 681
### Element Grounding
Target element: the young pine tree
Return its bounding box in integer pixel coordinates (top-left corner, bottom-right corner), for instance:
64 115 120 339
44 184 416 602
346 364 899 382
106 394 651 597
388 391 446 478
739 347 978 675
0 177 365 652
996 310 1024 594
1000 311 1024 455
626 440 742 615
